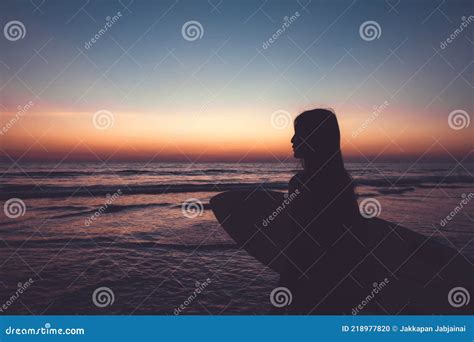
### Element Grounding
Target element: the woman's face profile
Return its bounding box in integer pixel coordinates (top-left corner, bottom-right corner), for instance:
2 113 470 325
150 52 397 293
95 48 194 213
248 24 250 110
291 122 310 159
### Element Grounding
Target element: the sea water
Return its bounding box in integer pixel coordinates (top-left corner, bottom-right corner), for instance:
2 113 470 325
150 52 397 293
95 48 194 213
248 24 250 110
0 162 472 314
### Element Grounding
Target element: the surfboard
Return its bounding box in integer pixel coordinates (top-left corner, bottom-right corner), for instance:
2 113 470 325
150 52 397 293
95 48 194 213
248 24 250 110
209 190 292 274
210 190 473 314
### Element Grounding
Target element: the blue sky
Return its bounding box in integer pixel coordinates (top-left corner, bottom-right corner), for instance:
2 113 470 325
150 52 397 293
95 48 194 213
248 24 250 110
0 0 472 161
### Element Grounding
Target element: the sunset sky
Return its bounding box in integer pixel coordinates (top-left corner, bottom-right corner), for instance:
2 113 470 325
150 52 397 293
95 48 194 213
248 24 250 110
0 0 472 162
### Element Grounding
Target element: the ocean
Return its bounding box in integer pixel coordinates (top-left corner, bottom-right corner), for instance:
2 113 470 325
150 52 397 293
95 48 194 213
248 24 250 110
0 162 472 314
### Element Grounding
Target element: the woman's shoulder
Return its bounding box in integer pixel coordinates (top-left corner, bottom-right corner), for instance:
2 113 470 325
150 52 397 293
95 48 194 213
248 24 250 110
289 171 306 191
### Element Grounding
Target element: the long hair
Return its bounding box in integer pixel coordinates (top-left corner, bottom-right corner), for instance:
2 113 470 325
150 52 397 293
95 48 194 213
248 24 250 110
293 109 355 195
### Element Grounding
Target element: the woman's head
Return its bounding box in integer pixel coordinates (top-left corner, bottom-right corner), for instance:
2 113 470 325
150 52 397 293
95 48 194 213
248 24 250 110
291 108 357 213
291 109 341 163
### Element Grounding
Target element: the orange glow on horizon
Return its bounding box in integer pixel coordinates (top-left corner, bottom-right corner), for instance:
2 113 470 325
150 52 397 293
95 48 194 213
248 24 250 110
0 108 471 162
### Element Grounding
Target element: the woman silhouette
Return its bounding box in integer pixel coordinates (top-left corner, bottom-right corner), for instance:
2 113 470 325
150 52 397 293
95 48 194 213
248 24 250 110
211 108 473 315
279 108 367 314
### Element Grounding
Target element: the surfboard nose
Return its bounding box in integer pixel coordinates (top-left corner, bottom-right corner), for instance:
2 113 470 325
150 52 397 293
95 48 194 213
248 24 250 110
209 192 229 219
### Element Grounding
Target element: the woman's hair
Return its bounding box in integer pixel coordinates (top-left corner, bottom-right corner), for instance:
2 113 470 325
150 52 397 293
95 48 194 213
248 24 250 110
294 108 355 192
